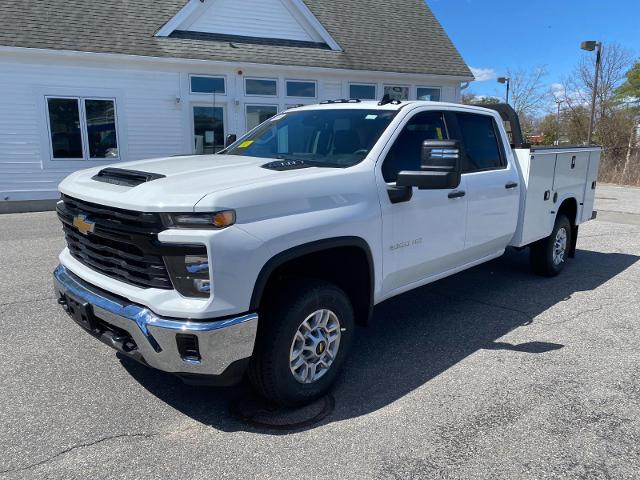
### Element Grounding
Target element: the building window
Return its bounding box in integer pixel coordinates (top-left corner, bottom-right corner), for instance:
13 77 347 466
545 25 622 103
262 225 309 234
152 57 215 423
286 80 316 98
190 75 226 95
350 84 377 100
46 97 118 160
383 85 409 101
246 105 279 131
193 106 225 154
245 78 278 96
417 87 441 101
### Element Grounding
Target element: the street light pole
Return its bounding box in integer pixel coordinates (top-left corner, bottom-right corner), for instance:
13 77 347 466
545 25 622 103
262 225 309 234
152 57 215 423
497 77 510 104
581 41 602 145
555 99 563 145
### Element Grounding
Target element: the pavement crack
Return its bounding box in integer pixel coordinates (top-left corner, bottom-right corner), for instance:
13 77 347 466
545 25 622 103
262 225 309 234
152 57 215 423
544 304 607 326
0 432 154 474
0 425 202 475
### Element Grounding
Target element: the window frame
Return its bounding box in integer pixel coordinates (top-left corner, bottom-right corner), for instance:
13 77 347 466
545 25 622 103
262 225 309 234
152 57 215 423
453 112 507 174
349 83 377 100
45 95 120 162
380 109 451 184
244 77 278 97
416 86 442 102
245 103 280 132
189 74 227 95
285 79 317 99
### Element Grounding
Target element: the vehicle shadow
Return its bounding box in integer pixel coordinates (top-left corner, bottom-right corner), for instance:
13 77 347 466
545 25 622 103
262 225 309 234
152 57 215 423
120 247 638 434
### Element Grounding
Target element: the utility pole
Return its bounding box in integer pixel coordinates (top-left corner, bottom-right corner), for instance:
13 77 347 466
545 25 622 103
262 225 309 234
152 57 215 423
581 41 602 145
555 99 563 146
497 77 510 105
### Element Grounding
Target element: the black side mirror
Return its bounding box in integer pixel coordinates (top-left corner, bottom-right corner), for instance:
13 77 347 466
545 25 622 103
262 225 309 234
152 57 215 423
396 140 461 190
224 134 237 148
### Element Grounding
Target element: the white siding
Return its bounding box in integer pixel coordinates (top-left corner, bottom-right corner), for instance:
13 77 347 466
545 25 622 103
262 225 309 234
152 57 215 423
320 81 343 100
183 0 319 42
0 60 184 201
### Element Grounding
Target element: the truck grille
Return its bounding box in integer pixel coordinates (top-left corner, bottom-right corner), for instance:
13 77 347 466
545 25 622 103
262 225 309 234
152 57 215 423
57 195 203 290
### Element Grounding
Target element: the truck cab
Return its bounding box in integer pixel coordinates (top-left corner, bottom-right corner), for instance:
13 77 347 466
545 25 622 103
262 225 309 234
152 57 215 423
53 100 600 406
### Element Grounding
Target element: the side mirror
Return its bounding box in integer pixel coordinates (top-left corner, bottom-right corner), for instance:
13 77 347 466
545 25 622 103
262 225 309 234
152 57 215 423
396 140 461 190
224 134 237 148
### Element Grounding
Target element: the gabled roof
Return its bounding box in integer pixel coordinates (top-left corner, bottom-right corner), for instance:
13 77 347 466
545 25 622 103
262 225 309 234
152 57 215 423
157 0 342 51
0 0 473 78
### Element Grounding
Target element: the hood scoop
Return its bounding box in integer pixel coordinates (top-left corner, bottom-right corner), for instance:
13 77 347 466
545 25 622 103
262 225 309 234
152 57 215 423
92 168 166 187
261 159 312 171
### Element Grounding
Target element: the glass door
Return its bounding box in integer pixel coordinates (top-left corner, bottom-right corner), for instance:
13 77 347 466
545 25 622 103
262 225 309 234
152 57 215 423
192 105 225 154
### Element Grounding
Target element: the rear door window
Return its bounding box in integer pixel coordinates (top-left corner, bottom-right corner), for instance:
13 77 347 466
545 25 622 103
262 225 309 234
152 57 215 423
456 113 504 172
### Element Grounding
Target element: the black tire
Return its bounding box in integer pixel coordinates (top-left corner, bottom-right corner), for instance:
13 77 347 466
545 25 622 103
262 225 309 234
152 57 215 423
530 214 572 277
248 279 354 407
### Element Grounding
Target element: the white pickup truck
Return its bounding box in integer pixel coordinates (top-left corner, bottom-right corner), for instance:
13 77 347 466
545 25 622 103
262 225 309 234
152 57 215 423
53 100 600 406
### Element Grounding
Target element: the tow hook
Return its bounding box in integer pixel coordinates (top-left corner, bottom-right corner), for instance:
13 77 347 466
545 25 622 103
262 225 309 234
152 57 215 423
110 334 137 353
57 297 69 312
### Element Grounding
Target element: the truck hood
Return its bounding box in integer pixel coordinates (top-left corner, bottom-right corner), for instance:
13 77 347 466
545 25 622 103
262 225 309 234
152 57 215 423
58 154 328 211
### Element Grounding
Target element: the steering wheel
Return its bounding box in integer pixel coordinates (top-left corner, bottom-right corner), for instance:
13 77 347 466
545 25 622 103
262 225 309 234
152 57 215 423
353 149 369 157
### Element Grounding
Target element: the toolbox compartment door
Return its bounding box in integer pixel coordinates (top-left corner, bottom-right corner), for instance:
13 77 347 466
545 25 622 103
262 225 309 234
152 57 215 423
580 149 601 223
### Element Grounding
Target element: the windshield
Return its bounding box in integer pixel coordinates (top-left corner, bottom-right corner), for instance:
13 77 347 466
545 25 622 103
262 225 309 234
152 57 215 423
225 109 398 167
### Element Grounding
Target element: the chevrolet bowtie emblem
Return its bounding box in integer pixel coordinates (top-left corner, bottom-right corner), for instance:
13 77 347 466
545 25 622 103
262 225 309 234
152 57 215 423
73 214 95 236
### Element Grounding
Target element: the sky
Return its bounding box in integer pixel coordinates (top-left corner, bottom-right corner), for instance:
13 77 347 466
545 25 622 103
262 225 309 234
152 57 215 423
428 0 640 100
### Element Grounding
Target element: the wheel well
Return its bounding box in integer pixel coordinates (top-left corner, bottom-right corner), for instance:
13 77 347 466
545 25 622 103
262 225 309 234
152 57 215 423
251 240 374 325
558 197 578 225
558 197 579 257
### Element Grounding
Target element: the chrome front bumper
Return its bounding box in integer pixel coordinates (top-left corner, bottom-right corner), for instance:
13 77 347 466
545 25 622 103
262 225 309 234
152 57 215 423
53 265 258 381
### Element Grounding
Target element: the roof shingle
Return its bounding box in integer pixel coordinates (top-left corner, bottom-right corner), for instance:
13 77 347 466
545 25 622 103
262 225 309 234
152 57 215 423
0 0 472 78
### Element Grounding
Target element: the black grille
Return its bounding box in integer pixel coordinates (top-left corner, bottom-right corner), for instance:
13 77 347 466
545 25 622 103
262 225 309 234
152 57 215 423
57 195 204 290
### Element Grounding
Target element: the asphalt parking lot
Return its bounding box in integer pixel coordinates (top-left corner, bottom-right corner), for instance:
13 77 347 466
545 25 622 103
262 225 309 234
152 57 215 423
1 184 639 480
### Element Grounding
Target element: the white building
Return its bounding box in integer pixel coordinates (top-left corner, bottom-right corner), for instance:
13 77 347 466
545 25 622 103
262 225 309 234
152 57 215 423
0 0 472 210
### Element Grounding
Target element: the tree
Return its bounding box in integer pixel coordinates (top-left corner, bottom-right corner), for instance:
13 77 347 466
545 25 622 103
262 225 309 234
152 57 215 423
557 44 636 183
538 114 560 145
461 92 502 105
615 61 640 105
504 65 550 118
559 43 633 133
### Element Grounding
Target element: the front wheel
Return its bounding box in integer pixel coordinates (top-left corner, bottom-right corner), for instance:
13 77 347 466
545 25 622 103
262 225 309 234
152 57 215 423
530 214 572 277
248 279 354 406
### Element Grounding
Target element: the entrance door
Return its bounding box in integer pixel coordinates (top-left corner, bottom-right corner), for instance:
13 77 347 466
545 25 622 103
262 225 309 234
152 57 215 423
192 105 225 154
378 109 469 294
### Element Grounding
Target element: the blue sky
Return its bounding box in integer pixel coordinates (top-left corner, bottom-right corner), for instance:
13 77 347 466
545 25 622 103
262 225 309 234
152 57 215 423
428 0 640 99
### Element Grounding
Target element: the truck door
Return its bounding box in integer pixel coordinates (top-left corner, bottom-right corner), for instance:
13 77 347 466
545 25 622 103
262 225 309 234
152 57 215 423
377 110 468 294
453 112 520 258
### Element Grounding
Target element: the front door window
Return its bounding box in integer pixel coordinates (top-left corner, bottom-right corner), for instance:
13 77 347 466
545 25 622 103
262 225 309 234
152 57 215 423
193 106 224 154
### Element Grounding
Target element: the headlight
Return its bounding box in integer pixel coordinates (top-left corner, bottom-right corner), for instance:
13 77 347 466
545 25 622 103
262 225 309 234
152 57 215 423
164 254 211 298
164 210 236 229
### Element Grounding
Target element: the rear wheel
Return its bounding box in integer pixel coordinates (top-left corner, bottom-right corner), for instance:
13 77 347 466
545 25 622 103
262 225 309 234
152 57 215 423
530 214 572 277
248 279 354 406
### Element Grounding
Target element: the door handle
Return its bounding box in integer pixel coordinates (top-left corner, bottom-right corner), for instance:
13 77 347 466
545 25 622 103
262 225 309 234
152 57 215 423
505 182 519 189
448 190 466 199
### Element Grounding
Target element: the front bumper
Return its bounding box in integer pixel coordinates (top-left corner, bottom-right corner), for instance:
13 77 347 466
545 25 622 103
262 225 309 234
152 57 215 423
53 265 258 385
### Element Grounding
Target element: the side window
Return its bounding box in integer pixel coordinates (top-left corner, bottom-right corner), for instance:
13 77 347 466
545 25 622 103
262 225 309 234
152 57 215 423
457 113 504 172
382 111 448 183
